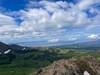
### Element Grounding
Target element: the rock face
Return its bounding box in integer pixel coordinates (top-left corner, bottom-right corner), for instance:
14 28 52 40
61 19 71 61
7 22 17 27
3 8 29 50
35 56 100 75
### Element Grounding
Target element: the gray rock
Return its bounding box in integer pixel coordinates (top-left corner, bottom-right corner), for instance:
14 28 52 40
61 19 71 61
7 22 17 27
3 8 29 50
34 56 100 75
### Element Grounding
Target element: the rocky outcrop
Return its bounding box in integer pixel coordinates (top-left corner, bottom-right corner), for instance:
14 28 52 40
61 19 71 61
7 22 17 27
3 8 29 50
34 56 100 75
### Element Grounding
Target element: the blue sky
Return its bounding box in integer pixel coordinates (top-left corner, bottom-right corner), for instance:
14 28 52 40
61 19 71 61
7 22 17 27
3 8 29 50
0 0 100 46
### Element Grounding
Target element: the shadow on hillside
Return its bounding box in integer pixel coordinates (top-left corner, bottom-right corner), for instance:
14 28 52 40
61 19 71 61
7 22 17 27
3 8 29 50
0 48 67 69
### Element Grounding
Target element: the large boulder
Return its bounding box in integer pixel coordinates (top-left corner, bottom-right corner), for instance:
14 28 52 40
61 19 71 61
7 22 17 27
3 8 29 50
34 56 100 75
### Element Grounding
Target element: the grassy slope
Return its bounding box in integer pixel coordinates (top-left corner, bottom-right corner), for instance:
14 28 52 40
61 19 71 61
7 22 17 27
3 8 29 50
0 48 99 75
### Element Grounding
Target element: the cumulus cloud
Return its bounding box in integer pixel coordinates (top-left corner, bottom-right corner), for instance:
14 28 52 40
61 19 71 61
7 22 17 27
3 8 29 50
0 0 100 44
88 34 99 39
76 0 93 10
48 38 59 43
0 13 18 38
21 0 100 30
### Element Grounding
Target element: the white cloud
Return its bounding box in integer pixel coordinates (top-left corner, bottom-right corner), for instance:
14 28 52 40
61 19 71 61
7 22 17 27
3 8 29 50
68 37 77 41
76 0 94 10
40 1 61 12
76 0 100 10
21 0 100 31
0 13 16 26
48 38 59 43
88 34 99 39
0 0 100 44
0 13 18 38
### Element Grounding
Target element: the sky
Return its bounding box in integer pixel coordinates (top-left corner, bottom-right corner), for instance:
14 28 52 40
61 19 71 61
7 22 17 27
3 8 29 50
0 0 100 46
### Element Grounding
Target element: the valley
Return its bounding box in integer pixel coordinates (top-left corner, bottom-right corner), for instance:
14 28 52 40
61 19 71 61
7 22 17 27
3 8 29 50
0 46 100 75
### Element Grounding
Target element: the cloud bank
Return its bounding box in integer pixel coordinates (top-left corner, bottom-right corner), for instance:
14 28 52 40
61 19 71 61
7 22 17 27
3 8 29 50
0 0 100 45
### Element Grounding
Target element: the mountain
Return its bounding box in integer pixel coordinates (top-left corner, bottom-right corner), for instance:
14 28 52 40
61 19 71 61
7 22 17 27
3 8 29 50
0 42 28 64
15 39 100 48
0 42 11 53
67 39 100 49
0 42 28 55
35 56 100 75
0 42 10 50
9 44 27 50
51 39 100 49
77 40 100 47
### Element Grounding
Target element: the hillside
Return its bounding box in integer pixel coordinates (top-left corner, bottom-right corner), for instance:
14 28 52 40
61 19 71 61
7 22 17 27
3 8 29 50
0 43 100 75
0 42 10 53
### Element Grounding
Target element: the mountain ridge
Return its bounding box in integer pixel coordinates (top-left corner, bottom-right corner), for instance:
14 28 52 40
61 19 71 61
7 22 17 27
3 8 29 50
35 56 100 75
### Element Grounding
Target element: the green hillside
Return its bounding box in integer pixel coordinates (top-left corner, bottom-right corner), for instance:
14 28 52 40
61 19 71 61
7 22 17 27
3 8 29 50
0 48 100 75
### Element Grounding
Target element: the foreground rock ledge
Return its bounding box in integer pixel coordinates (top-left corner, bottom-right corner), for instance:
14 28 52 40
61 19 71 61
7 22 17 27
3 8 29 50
34 56 100 75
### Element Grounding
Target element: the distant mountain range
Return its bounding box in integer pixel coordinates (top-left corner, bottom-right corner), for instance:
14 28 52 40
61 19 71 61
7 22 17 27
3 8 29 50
66 39 100 48
0 42 28 54
50 39 100 49
0 39 100 52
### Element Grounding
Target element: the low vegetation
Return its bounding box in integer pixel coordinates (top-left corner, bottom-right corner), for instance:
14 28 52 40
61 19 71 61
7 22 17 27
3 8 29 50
0 48 100 75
